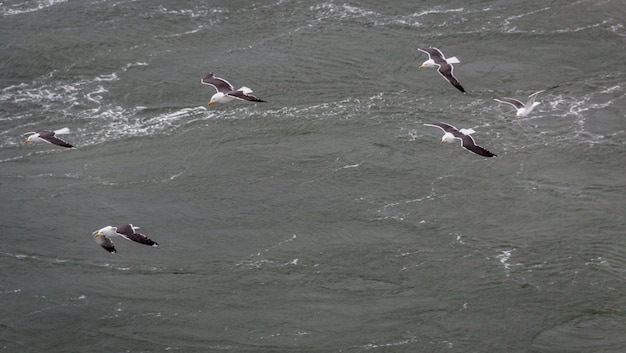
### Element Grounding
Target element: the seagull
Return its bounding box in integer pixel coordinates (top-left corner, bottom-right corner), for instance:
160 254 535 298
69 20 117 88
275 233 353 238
493 86 558 118
424 122 496 158
418 47 466 93
23 128 74 148
201 72 266 106
92 224 158 254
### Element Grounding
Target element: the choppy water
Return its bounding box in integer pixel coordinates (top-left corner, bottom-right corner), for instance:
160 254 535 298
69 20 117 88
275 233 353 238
1 0 625 352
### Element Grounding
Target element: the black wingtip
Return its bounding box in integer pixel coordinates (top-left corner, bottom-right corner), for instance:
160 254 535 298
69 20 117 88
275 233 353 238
478 152 497 158
480 148 497 158
468 145 497 158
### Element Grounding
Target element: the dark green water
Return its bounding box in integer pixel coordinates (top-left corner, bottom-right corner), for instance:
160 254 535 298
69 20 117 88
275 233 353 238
1 1 625 352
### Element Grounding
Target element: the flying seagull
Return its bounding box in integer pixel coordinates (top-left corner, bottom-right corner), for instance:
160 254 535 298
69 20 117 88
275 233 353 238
24 128 74 148
201 72 266 106
418 47 466 93
424 122 496 158
92 224 158 253
493 86 559 118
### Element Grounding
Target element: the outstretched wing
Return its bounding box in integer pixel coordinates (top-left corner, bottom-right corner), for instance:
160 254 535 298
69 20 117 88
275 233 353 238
227 90 266 102
116 224 158 247
460 135 497 158
201 73 234 93
39 131 74 148
417 47 446 66
526 85 558 107
424 122 463 138
437 64 465 93
494 97 525 109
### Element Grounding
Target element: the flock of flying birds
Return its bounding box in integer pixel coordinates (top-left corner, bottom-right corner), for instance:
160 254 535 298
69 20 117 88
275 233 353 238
23 46 556 252
416 46 557 158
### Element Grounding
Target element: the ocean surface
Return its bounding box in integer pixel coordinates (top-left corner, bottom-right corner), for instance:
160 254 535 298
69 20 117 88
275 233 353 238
1 0 625 352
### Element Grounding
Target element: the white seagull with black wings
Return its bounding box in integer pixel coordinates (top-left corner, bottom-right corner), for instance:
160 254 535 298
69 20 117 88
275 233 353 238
92 224 158 253
24 128 74 148
424 122 496 158
201 72 266 106
493 86 558 119
418 47 466 93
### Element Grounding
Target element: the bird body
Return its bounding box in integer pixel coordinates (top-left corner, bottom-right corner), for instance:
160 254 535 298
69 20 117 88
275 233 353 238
424 122 496 158
420 56 460 68
417 47 466 93
201 73 265 106
24 128 74 148
494 86 558 118
92 224 158 253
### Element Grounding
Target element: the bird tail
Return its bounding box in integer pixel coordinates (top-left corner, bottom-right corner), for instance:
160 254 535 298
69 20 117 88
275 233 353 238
54 127 70 135
446 56 460 64
239 86 253 94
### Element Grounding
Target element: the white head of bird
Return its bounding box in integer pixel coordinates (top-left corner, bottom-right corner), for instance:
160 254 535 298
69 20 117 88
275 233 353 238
208 92 229 106
24 134 39 144
93 226 116 238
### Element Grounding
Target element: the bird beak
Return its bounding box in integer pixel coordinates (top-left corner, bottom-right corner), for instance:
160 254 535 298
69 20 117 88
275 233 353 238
418 65 424 69
207 101 213 106
93 232 100 238
515 115 519 119
24 140 29 144
439 139 444 144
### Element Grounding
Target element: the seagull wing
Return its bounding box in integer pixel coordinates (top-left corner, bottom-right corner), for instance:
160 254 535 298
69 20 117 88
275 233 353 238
523 85 558 108
494 97 525 109
424 122 462 137
528 89 547 99
115 224 158 247
227 90 266 102
460 135 497 157
39 131 74 148
417 47 447 65
437 64 466 93
526 86 555 106
201 73 234 93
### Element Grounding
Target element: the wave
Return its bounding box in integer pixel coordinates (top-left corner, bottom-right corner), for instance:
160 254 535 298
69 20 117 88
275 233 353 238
235 234 298 270
532 311 626 352
151 5 226 38
0 0 68 17
309 2 471 28
305 1 624 39
0 59 213 153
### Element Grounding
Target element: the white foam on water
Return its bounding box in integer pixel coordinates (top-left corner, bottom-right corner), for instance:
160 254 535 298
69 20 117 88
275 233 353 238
0 0 68 16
